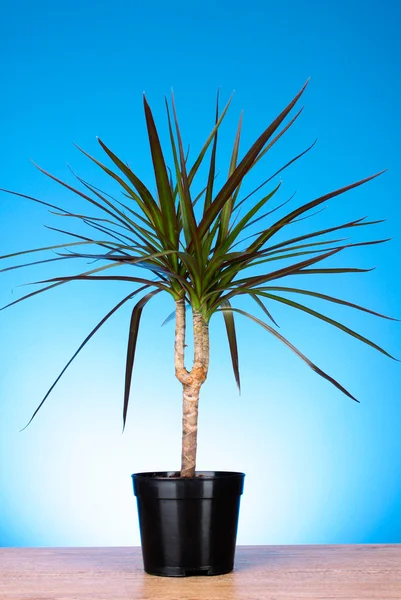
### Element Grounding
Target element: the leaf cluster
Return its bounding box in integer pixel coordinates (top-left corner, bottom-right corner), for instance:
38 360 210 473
0 81 396 428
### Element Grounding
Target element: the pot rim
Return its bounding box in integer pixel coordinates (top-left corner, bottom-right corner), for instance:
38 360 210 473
132 470 245 480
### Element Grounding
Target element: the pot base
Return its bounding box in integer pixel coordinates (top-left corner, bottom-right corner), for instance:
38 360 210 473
145 564 232 577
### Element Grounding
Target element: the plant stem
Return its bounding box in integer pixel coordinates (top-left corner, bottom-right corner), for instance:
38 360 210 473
174 298 186 377
174 300 209 477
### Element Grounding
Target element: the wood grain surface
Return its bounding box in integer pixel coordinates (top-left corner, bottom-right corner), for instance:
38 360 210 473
0 545 400 599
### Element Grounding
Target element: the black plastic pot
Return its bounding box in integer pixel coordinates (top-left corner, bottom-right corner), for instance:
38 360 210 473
132 471 245 577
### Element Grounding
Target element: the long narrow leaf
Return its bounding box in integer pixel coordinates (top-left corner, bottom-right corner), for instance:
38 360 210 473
234 139 316 213
218 307 359 402
295 267 373 276
0 255 71 274
123 289 161 429
0 187 75 216
206 245 365 311
248 172 385 254
217 110 243 240
143 96 179 249
237 216 381 258
263 217 384 254
32 162 143 235
231 245 347 292
0 239 104 261
241 195 295 233
80 141 163 230
220 183 282 253
1 281 68 311
250 293 279 327
1 258 132 311
259 292 397 359
221 300 241 391
171 94 203 260
197 81 309 238
248 238 389 269
164 100 200 255
253 108 304 166
187 94 234 186
260 286 398 321
204 91 221 213
21 286 151 430
69 168 163 246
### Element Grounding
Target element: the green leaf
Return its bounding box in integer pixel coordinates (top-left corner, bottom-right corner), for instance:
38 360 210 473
170 94 203 261
248 237 389 269
204 184 282 289
24 253 168 283
220 183 282 253
260 286 398 321
1 281 67 311
81 141 163 230
20 286 151 431
0 239 102 262
197 81 309 239
164 100 202 261
175 251 203 297
247 172 385 254
206 244 362 312
263 217 384 254
231 245 346 293
259 237 348 257
216 110 243 240
80 175 164 235
46 222 136 250
253 107 305 166
0 186 74 215
295 267 373 276
37 273 174 293
204 90 221 213
143 96 179 251
259 292 397 360
221 300 241 391
236 216 381 258
123 289 161 430
1 263 136 313
186 93 234 186
234 139 316 213
240 195 294 233
250 293 279 327
69 170 164 249
217 307 359 402
0 255 71 274
32 162 142 236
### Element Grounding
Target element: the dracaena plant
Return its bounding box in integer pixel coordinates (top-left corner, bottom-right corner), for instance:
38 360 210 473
0 81 396 478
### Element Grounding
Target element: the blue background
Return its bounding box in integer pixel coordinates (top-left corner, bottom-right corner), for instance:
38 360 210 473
0 0 400 547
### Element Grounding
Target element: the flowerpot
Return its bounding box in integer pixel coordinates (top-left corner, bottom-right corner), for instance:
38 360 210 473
132 470 245 577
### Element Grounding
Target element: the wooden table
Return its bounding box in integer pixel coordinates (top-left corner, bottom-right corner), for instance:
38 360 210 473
0 545 400 599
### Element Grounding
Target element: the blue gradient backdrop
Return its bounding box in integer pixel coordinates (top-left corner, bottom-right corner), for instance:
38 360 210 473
0 0 400 547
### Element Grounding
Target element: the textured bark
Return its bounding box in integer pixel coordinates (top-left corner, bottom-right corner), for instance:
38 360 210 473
174 303 209 478
174 298 187 382
202 320 210 373
180 381 201 478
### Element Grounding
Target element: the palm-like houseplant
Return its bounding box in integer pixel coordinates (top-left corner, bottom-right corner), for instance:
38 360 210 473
1 81 396 575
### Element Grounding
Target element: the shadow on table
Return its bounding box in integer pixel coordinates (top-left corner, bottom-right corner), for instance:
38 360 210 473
233 545 310 572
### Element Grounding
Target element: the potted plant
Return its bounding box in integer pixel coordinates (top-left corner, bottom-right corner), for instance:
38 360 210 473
0 81 396 576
